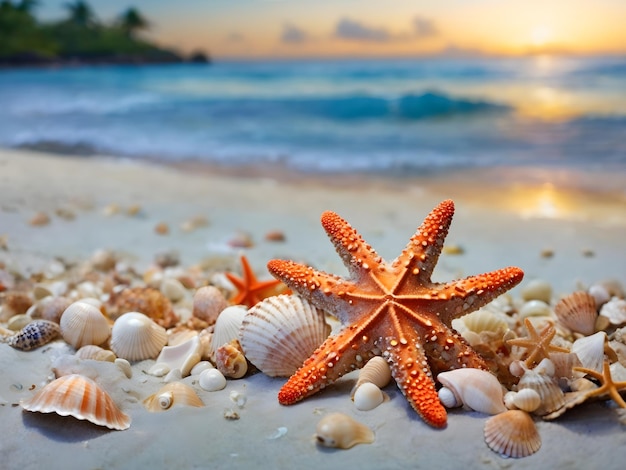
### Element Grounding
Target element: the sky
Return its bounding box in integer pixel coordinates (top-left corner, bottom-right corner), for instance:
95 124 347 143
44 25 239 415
36 0 626 59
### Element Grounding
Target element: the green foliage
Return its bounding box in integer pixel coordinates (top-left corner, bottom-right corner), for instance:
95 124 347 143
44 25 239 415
0 0 185 65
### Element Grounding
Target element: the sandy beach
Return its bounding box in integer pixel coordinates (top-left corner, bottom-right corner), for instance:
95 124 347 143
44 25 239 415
1 148 626 469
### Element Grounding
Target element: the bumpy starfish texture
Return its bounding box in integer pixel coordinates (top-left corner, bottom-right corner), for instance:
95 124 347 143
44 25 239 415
225 255 286 308
574 360 626 408
267 199 524 428
507 317 569 368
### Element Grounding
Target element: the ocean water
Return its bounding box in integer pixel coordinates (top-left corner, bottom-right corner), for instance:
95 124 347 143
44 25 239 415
1 56 625 175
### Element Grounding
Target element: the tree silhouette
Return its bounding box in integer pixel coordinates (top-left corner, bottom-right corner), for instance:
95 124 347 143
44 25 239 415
64 0 95 27
118 7 149 37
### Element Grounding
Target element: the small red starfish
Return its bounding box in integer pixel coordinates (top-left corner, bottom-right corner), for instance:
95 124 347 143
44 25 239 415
225 255 286 308
268 200 523 428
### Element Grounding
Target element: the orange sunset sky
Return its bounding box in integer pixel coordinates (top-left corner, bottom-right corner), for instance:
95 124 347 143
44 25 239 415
39 0 626 59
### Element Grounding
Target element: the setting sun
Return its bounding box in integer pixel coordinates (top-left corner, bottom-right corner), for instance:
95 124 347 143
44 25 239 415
530 25 553 47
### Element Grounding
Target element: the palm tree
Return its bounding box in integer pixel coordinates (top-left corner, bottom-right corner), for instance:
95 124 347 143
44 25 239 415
118 7 149 37
16 0 38 13
64 0 94 27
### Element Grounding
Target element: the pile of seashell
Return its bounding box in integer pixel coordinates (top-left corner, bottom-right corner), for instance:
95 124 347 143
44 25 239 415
1 250 625 458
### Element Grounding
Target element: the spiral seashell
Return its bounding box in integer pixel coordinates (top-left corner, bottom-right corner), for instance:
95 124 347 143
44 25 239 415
198 368 226 391
315 413 375 449
143 382 204 412
353 382 385 411
521 279 552 304
239 295 331 377
439 387 462 408
215 340 248 379
599 297 626 326
437 368 507 415
210 305 247 360
351 356 391 398
20 374 130 430
110 312 167 361
571 331 606 374
484 410 541 458
516 360 564 416
60 300 111 349
192 286 229 325
554 291 598 336
8 320 60 351
75 345 116 362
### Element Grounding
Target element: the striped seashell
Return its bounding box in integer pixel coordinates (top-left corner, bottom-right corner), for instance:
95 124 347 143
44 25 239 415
239 294 331 377
20 374 130 430
75 345 116 362
211 305 248 360
554 291 598 336
60 300 111 349
351 356 391 398
460 309 508 334
215 339 248 379
143 382 204 412
110 312 167 361
516 360 565 416
484 410 541 458
8 320 60 351
437 368 507 415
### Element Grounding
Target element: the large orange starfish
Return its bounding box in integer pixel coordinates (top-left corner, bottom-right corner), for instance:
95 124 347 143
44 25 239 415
225 255 286 308
267 200 524 428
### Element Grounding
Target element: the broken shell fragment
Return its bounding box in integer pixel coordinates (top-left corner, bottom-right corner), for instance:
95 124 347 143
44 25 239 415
110 312 167 361
155 335 202 377
20 374 130 430
484 410 541 458
8 320 60 351
143 382 204 412
600 297 626 326
315 413 374 449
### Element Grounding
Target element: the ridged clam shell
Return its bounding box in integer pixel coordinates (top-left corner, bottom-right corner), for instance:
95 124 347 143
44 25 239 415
571 331 606 373
210 305 248 360
315 413 375 449
437 368 506 415
600 297 626 326
20 374 130 430
143 382 204 412
351 356 392 398
516 361 565 416
110 312 167 361
554 291 598 335
75 345 116 362
192 286 229 325
60 301 111 349
484 410 541 458
8 320 60 351
510 388 542 413
459 309 508 334
239 294 331 377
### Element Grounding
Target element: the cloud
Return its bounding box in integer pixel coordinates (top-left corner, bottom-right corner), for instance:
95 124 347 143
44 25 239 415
413 16 438 38
281 23 308 44
334 18 391 42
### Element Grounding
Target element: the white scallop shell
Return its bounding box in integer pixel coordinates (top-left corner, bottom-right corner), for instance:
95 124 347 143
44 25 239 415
315 413 375 449
516 361 565 416
437 368 506 415
60 301 111 349
351 356 391 398
155 335 202 377
554 291 598 335
210 305 248 359
353 383 385 411
198 368 226 391
484 410 541 458
20 374 130 430
600 297 626 326
110 312 167 361
571 331 606 374
239 294 331 377
143 382 204 412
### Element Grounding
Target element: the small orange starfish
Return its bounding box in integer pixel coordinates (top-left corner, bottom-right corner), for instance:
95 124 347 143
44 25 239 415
268 200 523 428
507 318 569 368
225 255 286 308
574 360 626 408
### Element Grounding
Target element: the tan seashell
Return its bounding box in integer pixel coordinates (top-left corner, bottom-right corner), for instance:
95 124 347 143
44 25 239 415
110 312 167 361
8 320 60 351
550 351 583 382
437 368 506 415
571 331 606 374
60 301 111 349
75 345 116 362
7 313 32 331
20 374 130 430
554 291 598 336
351 356 391 398
155 335 202 377
510 388 542 413
215 340 248 379
107 286 177 328
143 382 204 412
484 410 541 458
30 296 72 324
459 309 508 334
600 297 626 326
239 294 331 377
1 291 33 320
315 413 375 449
521 279 552 304
518 300 552 320
353 382 386 411
516 360 565 416
211 305 247 360
192 286 229 325
160 278 187 303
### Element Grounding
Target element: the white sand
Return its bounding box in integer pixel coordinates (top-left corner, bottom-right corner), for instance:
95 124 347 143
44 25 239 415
1 148 626 469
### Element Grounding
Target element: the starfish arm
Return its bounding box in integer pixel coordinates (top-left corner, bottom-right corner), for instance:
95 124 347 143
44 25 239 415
320 211 384 284
278 325 377 405
391 199 455 287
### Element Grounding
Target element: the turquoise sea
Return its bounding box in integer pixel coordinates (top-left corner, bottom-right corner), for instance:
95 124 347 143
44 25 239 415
1 56 625 175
